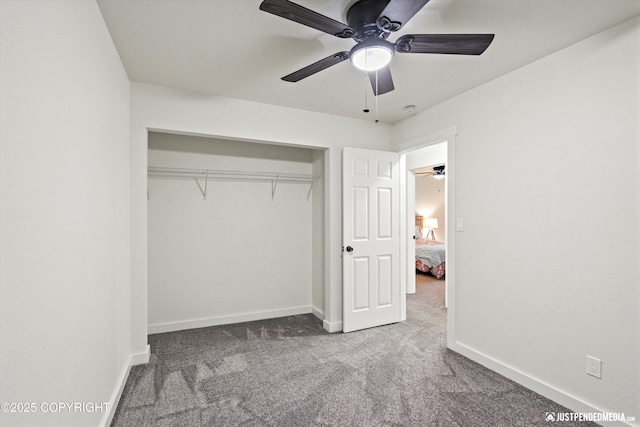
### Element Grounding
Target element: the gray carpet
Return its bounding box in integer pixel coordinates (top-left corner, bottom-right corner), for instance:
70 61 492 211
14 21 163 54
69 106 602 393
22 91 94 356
111 275 598 426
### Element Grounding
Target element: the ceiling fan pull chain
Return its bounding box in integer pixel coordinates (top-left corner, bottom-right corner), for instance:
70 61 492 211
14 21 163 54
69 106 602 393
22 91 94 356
375 69 379 123
363 72 369 113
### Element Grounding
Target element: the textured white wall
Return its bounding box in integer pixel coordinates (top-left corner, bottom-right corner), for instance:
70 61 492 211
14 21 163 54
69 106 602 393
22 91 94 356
415 176 446 242
406 142 447 171
392 16 640 422
147 133 314 331
0 1 131 426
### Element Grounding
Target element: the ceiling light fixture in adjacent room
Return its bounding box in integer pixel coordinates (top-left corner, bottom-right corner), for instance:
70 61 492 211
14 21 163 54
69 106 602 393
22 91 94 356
433 165 445 180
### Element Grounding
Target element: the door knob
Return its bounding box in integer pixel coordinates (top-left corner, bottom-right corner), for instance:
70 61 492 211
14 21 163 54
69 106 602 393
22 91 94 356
346 246 354 252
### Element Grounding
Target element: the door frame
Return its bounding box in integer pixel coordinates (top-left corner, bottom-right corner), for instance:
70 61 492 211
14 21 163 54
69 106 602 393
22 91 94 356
406 143 447 302
396 126 457 348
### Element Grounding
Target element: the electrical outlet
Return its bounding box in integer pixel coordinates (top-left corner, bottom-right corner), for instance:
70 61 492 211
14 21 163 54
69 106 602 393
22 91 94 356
586 355 602 379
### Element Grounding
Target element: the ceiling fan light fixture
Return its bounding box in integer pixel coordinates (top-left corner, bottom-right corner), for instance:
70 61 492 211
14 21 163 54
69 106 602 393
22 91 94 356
350 39 394 72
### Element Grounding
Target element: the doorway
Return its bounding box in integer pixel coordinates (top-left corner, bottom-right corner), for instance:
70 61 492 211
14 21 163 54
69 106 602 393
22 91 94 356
412 163 447 304
401 138 455 342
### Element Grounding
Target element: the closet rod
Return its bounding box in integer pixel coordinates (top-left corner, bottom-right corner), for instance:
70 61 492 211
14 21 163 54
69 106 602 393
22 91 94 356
148 166 313 183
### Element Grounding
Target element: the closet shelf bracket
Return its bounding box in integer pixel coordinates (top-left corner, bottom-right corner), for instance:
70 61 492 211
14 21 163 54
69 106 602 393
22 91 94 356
271 174 280 201
306 179 314 201
194 170 209 200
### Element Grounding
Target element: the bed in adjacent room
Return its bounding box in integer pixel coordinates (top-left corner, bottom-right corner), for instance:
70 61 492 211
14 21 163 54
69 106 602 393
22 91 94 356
415 216 446 279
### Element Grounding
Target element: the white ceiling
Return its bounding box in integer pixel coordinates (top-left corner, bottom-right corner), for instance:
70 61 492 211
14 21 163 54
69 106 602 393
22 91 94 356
98 0 640 124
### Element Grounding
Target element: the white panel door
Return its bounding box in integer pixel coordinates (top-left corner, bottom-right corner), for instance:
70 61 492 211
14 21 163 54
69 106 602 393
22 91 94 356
343 147 400 333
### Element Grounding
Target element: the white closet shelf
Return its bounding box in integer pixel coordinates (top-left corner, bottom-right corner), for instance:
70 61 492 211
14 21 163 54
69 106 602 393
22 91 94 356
148 166 314 183
147 166 316 201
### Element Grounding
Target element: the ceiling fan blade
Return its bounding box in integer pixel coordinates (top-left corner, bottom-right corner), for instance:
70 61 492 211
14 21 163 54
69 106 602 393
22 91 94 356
395 34 495 55
368 65 394 95
260 0 355 38
282 52 350 82
376 0 430 32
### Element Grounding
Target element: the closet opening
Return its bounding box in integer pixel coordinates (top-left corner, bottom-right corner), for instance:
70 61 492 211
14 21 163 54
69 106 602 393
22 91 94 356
146 131 326 334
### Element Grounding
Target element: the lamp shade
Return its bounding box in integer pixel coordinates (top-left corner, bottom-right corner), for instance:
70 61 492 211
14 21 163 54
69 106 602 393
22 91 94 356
425 218 438 229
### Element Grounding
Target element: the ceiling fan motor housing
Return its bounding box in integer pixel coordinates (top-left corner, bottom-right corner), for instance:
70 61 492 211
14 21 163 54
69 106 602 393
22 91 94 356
347 0 394 42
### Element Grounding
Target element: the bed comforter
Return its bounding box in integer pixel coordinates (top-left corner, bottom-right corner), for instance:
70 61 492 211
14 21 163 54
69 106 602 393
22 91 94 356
415 238 446 279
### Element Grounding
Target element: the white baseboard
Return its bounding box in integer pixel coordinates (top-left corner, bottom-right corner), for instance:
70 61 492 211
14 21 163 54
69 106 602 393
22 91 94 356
323 319 343 333
100 343 146 427
102 345 150 426
449 341 636 427
311 306 324 320
131 344 151 365
101 360 130 427
148 306 313 334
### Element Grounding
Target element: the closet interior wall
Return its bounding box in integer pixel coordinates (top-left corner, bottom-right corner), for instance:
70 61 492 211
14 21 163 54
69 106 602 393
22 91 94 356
147 132 322 333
